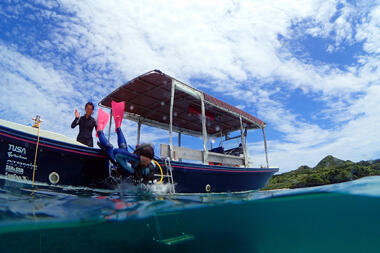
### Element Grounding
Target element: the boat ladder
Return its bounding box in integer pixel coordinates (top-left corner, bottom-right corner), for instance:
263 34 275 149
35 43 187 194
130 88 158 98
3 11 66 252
154 158 175 194
152 212 194 246
164 158 176 194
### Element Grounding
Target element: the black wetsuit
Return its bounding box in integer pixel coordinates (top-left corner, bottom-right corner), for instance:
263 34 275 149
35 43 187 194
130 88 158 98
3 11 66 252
71 116 97 147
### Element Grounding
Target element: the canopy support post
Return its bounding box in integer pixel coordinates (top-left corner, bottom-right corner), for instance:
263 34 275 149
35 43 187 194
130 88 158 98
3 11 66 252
178 132 182 162
137 120 141 145
201 95 208 164
107 109 112 141
169 80 175 159
262 127 269 168
240 116 248 168
244 128 247 146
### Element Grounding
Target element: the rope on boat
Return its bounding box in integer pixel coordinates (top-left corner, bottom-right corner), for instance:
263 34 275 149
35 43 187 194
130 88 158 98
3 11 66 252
153 160 164 184
32 116 42 186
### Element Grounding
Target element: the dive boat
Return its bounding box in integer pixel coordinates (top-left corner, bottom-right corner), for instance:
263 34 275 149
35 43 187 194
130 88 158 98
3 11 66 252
0 70 279 193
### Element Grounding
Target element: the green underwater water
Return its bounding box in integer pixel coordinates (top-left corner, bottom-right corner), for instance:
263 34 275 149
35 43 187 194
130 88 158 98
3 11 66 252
1 177 380 253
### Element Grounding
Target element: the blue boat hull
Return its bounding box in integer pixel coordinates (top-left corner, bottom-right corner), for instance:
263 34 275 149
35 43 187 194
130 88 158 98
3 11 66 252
0 124 109 188
0 123 278 193
163 161 278 193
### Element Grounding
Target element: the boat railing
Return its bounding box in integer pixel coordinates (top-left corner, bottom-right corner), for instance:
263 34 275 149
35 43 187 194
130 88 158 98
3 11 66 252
160 144 244 167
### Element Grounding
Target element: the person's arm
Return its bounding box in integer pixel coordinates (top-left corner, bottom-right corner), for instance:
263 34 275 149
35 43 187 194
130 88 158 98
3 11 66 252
94 118 97 131
71 110 81 128
71 117 80 128
115 153 134 174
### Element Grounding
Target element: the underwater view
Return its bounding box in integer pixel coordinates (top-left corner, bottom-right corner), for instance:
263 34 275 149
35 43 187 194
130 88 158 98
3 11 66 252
1 0 379 252
1 176 380 253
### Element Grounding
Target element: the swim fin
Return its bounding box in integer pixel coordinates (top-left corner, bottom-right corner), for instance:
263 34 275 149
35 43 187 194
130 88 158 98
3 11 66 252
112 101 125 131
96 108 110 137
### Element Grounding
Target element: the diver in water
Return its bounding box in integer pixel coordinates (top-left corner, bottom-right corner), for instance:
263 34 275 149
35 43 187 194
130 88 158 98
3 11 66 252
71 102 97 147
97 101 155 184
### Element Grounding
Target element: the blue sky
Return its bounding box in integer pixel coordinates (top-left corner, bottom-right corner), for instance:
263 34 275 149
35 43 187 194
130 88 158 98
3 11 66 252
0 0 379 172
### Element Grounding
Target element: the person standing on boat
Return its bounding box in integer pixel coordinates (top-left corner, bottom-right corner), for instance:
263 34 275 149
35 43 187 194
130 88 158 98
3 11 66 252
96 101 155 183
71 102 97 147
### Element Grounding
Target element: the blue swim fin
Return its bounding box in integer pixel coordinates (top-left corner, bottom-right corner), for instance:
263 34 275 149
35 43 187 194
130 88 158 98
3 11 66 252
112 101 125 131
96 108 110 137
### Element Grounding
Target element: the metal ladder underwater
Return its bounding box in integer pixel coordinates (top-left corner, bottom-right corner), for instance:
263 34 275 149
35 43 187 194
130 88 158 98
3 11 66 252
152 213 194 246
151 159 194 245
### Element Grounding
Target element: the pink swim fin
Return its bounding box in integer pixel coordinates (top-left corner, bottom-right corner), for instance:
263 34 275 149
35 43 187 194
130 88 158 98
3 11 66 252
96 108 110 137
112 101 125 131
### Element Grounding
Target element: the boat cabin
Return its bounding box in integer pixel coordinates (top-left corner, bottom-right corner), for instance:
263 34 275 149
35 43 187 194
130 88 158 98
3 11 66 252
99 70 269 168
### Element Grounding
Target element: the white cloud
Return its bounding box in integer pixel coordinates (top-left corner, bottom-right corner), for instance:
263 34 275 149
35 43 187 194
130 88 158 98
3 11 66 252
1 0 379 172
355 4 380 54
0 43 78 135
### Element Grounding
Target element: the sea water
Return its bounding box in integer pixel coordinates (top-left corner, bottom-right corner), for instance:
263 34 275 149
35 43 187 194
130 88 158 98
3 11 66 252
1 176 380 253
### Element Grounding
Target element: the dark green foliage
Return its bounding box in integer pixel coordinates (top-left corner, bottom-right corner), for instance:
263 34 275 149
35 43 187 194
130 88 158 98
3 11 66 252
297 165 312 170
372 163 380 171
263 155 380 190
314 155 345 170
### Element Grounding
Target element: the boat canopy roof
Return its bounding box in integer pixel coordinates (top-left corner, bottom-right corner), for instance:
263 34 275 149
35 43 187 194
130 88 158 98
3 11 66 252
99 70 265 137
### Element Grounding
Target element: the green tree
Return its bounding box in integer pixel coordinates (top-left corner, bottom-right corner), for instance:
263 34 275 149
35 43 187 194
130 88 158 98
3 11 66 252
263 155 380 190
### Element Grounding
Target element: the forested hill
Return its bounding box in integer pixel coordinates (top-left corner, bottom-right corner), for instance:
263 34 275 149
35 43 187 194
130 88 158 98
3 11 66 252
263 155 380 190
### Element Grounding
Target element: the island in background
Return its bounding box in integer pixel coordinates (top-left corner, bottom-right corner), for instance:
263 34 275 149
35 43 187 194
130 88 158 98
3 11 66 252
262 155 380 190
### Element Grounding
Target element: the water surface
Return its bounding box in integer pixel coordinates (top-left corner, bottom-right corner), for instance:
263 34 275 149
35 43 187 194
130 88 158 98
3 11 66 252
1 176 380 252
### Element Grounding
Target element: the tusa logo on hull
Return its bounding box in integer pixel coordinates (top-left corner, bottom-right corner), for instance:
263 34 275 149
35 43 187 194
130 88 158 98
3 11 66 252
8 144 26 155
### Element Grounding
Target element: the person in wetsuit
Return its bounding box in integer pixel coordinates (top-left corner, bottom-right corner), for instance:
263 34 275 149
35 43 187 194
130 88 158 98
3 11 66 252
98 128 155 183
96 102 155 183
71 102 97 147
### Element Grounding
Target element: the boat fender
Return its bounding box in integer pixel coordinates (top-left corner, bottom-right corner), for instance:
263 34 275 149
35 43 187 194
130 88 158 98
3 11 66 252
205 184 211 192
49 172 60 184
